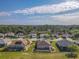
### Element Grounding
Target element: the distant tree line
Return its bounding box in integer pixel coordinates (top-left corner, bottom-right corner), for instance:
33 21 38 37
0 25 79 34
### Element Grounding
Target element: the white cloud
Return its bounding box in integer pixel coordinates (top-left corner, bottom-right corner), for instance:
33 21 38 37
14 1 79 14
50 11 79 25
0 12 11 16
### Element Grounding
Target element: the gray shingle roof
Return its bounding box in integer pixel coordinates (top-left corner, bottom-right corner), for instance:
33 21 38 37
36 40 51 49
56 40 74 47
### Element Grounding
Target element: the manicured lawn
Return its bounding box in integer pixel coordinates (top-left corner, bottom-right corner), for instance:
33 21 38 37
0 52 67 59
1 52 79 59
51 40 59 52
27 41 35 53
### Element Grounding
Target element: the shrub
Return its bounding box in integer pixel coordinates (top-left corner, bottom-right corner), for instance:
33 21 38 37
68 45 79 52
66 52 78 59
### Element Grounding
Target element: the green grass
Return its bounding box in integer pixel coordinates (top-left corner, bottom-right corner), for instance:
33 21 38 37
51 40 59 52
1 52 79 59
0 52 68 59
27 41 35 53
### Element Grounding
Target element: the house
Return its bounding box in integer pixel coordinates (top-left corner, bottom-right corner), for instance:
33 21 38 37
0 33 4 38
0 39 6 48
5 32 15 38
40 33 49 39
62 33 74 38
56 39 74 51
62 33 69 38
29 32 37 38
54 33 59 38
74 40 79 46
15 31 25 38
34 40 53 52
68 32 74 38
5 39 32 51
6 40 26 51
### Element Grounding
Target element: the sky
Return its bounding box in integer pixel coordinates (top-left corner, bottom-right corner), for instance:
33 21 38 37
0 0 79 25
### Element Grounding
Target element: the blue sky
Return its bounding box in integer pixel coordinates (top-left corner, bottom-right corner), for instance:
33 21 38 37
0 0 79 25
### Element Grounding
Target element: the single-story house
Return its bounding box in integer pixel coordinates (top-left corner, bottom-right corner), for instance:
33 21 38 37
0 33 4 38
74 40 79 46
34 40 53 52
15 31 25 38
54 33 59 38
68 34 74 38
62 33 74 38
5 32 15 37
29 32 37 38
0 39 6 48
6 40 26 51
56 39 74 51
40 33 49 39
62 33 69 38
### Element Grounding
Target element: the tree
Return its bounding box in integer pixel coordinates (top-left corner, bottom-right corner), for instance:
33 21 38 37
68 45 79 52
66 45 79 59
66 52 78 59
